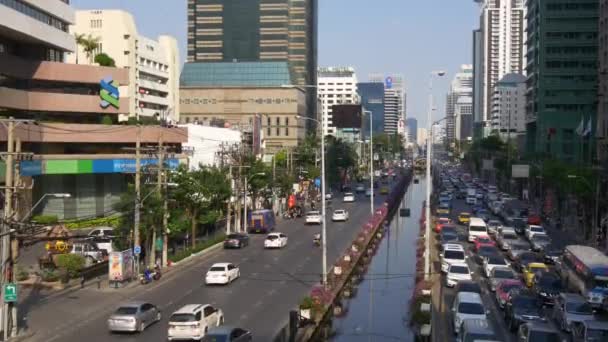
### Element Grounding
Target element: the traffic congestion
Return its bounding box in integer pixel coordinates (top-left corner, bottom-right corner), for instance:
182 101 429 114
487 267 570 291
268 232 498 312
433 163 608 342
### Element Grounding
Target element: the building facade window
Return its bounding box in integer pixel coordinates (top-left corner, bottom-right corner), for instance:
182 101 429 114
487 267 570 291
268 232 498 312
0 0 69 32
267 117 271 136
276 117 280 136
285 117 289 136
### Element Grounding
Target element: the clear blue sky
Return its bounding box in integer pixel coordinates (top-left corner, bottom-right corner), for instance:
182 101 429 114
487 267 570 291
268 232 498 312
72 0 477 127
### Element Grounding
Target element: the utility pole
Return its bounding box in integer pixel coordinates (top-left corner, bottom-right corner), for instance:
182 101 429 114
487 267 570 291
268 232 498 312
226 165 232 235
134 125 141 274
150 136 163 268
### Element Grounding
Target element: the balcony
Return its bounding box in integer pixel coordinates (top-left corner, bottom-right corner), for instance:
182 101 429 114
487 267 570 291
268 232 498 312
138 78 169 93
138 93 170 107
138 64 169 80
0 87 129 114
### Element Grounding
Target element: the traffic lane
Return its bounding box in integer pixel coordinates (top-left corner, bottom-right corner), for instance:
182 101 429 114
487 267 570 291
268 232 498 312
49 192 387 342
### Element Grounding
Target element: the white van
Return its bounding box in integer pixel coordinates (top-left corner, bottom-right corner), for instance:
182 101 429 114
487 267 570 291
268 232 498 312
468 217 488 242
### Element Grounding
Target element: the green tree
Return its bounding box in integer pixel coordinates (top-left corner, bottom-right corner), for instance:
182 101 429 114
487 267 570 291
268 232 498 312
326 137 358 186
94 52 116 67
74 34 100 63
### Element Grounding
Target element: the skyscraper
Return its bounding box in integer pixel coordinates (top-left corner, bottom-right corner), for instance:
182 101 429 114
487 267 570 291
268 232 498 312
473 0 525 136
406 118 418 145
446 65 473 143
358 82 385 136
187 0 317 88
369 74 406 134
525 0 598 163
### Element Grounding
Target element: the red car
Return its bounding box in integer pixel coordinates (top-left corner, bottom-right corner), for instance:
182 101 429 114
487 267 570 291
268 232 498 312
473 235 496 251
495 279 524 308
435 217 452 233
528 214 541 225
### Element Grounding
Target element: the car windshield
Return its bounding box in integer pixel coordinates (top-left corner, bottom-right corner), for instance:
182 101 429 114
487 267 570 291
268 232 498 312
488 257 506 265
450 266 469 274
444 251 465 260
460 213 470 218
442 226 457 234
530 226 544 232
513 296 539 308
202 335 228 342
501 283 521 292
458 302 484 315
587 328 608 341
478 210 489 215
266 235 278 240
227 234 240 239
566 302 593 314
470 226 486 232
502 233 518 240
209 266 226 272
170 313 197 322
528 331 560 342
114 307 138 315
479 247 498 255
334 210 345 214
488 220 500 226
533 235 550 242
493 269 514 279
442 233 459 241
511 243 529 251
538 277 561 290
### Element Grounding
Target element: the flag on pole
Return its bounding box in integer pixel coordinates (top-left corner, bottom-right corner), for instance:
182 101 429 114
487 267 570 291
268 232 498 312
583 118 593 137
575 117 584 136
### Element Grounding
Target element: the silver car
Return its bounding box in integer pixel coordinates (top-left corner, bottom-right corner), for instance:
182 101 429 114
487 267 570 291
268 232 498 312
108 301 161 333
552 293 594 332
487 266 517 292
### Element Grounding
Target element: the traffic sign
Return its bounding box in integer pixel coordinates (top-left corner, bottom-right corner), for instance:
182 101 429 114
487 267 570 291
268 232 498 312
134 245 141 255
4 283 17 303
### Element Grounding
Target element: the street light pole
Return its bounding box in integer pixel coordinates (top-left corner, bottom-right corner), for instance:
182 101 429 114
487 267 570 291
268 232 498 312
365 110 374 215
425 70 446 281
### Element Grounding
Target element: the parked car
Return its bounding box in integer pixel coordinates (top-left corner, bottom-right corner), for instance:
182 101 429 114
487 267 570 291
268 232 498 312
446 263 473 288
264 233 288 249
168 304 223 341
532 272 562 305
552 293 594 333
205 263 240 285
483 255 509 278
488 267 517 292
517 322 560 342
107 301 161 333
505 289 545 331
495 279 525 308
70 241 106 266
529 234 551 252
305 211 322 225
202 326 252 342
452 292 488 334
331 209 349 222
223 233 250 249
89 227 115 238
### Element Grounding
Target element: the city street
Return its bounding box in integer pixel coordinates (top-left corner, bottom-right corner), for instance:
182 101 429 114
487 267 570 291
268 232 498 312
23 188 391 342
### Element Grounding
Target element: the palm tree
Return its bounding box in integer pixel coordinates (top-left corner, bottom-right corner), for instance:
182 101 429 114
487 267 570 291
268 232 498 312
74 33 100 64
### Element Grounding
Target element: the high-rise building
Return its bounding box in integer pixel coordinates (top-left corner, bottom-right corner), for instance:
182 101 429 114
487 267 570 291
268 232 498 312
369 74 405 134
473 0 525 136
490 73 526 141
446 65 474 142
68 10 181 122
417 127 428 147
598 0 608 164
406 118 418 145
186 0 317 120
472 28 484 138
358 82 385 136
317 67 359 136
0 0 186 218
525 0 598 163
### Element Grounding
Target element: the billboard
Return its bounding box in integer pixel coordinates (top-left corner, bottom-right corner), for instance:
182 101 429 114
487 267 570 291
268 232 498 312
108 249 134 282
511 164 530 178
331 105 362 129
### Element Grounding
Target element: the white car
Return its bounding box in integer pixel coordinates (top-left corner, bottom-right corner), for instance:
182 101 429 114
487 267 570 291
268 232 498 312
305 211 322 224
482 255 509 277
325 193 333 200
440 244 467 273
168 304 223 341
446 262 473 287
452 292 488 335
343 192 355 203
205 263 240 285
332 209 349 222
264 233 288 249
525 224 546 240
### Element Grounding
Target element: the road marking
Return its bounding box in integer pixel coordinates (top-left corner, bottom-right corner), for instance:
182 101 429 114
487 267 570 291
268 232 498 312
253 300 264 307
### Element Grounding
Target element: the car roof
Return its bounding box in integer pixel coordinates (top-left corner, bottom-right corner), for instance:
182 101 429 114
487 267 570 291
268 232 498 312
173 304 206 314
582 320 608 330
211 262 231 267
456 291 482 303
118 301 147 308
461 319 495 334
444 244 464 251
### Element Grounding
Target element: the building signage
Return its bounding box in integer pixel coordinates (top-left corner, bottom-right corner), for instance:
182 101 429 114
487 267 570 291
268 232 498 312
385 77 393 89
108 250 134 282
180 97 297 105
100 76 120 109
20 158 180 176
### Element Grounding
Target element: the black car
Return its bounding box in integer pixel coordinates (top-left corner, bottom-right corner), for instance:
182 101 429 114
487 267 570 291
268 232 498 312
509 218 527 235
542 246 562 265
439 231 460 248
505 289 545 331
532 273 562 305
475 245 502 265
513 252 542 272
455 280 482 295
223 233 250 249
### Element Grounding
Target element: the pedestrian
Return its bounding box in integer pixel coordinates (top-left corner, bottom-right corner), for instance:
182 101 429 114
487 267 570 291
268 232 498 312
80 274 86 289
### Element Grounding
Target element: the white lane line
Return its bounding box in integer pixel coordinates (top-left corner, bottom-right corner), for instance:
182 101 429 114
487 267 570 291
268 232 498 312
253 300 264 307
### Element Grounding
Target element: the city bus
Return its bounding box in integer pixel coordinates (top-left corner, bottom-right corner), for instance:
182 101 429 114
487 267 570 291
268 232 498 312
559 245 608 310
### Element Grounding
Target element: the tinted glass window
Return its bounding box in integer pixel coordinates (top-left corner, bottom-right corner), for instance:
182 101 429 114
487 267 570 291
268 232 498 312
528 331 560 342
470 226 487 232
586 328 608 341
210 266 226 272
266 235 278 240
493 269 515 278
458 302 484 315
513 296 539 308
565 302 593 314
444 251 465 260
450 266 469 274
115 307 138 315
170 313 196 322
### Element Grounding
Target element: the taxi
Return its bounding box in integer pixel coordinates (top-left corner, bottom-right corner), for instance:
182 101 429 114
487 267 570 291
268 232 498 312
522 262 549 287
435 217 452 233
457 212 471 225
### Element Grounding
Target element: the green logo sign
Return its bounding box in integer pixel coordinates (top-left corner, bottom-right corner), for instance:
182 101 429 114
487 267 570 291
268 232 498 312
100 76 120 109
3 283 17 303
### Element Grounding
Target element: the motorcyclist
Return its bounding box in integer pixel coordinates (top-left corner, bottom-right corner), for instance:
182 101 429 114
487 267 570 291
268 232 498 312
143 267 152 282
313 233 321 246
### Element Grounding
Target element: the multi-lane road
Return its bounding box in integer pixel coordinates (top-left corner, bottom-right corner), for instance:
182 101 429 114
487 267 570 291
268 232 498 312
23 187 391 342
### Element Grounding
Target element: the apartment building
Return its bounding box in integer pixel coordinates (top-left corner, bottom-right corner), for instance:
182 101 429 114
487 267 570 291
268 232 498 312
317 67 359 136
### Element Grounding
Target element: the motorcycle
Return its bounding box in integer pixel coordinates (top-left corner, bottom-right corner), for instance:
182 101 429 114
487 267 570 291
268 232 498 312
313 233 321 247
140 266 162 284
